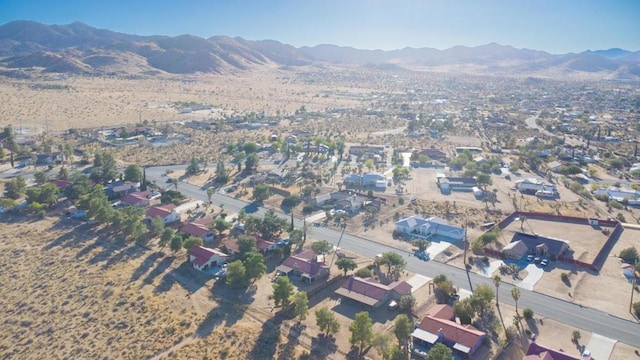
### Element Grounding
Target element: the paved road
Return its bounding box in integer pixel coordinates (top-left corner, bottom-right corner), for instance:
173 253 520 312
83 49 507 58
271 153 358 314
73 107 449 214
145 167 640 347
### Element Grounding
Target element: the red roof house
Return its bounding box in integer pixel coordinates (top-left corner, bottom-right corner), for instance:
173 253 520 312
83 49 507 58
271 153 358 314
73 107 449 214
276 250 330 283
121 190 152 207
412 304 486 358
189 246 228 272
145 204 180 224
523 342 592 360
182 219 215 242
334 276 412 308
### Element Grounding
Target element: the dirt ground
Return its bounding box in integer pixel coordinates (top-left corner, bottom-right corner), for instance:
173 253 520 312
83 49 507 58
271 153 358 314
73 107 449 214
0 215 311 360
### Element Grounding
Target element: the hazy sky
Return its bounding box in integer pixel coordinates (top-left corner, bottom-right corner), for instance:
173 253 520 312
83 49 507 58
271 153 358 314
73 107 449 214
1 0 639 53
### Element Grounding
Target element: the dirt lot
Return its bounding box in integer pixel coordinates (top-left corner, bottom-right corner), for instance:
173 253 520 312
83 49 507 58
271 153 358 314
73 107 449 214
0 215 311 360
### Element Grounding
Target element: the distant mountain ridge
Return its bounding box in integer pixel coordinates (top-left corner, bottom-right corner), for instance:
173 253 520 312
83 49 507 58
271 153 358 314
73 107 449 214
0 20 638 80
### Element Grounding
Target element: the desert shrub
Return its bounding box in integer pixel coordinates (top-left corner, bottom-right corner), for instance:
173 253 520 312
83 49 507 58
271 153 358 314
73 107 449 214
608 199 623 209
523 308 534 319
561 273 569 281
355 268 373 278
619 247 639 264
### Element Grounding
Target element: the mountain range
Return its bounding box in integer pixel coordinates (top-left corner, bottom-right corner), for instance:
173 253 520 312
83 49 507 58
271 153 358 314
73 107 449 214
0 20 639 80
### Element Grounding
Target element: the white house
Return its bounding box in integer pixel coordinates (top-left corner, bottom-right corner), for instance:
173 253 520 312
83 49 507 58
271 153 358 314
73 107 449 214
189 246 228 272
515 178 557 193
145 204 180 224
395 215 464 241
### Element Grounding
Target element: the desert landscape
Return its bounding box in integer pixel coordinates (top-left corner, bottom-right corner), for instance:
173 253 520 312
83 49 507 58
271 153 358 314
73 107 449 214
1 17 640 360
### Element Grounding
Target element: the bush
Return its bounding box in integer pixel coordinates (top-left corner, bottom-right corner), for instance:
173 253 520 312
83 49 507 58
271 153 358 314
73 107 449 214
561 273 569 282
281 195 302 208
302 205 314 214
608 199 624 209
634 302 640 317
523 308 534 319
619 247 639 264
354 268 373 278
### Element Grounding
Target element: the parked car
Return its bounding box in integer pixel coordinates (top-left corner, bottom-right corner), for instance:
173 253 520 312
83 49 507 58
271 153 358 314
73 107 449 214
414 250 429 261
527 255 534 262
540 259 549 266
534 257 541 264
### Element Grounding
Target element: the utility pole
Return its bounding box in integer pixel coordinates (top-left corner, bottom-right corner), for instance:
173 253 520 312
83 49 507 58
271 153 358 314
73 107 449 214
329 222 347 269
631 259 638 314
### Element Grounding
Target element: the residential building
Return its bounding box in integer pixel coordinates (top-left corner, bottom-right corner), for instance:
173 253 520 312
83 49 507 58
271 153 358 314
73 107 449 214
395 215 464 241
412 304 486 359
276 250 330 283
145 204 180 224
120 190 152 207
181 219 215 242
504 232 570 258
523 342 592 360
334 276 412 308
515 178 557 194
189 246 228 272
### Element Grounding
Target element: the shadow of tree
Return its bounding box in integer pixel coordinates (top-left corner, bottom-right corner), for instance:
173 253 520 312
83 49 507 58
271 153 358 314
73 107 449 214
526 317 539 335
130 252 163 282
250 315 283 359
141 255 175 286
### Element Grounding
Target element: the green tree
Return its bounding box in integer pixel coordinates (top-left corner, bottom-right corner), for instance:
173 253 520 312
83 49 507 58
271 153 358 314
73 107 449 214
149 216 165 237
393 314 412 355
183 236 203 250
215 159 229 183
424 343 454 360
259 209 288 240
213 217 231 236
243 142 258 153
571 330 581 344
315 307 340 337
124 164 142 182
237 235 258 256
471 283 495 316
336 257 357 276
523 307 534 319
25 183 59 207
292 291 309 322
399 294 416 315
186 156 201 176
170 235 183 253
226 260 247 289
493 275 501 305
272 276 294 308
378 252 406 281
372 332 392 360
619 247 639 264
34 171 48 186
454 297 476 324
245 152 259 172
243 252 267 282
4 175 26 199
159 228 173 251
90 151 118 184
206 187 214 204
476 173 493 191
252 184 271 202
350 311 373 356
413 239 430 252
58 166 69 180
311 240 333 260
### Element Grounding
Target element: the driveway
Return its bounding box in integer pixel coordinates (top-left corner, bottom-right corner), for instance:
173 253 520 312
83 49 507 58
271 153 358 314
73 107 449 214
516 263 544 291
585 333 616 360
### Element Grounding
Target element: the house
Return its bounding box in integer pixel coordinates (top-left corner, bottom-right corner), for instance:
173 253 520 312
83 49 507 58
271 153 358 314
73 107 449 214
501 240 529 260
181 219 215 242
361 172 388 189
276 250 330 283
593 187 640 205
145 204 180 224
256 236 277 254
120 190 152 207
189 246 228 272
412 304 486 359
49 179 72 191
515 178 557 195
311 191 372 214
395 215 464 241
508 232 569 258
436 175 477 193
105 181 139 199
334 276 412 308
523 342 591 360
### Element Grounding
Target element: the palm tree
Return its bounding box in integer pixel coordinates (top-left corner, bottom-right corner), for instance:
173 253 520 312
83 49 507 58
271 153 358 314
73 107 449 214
493 275 501 306
511 287 521 314
172 178 178 191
